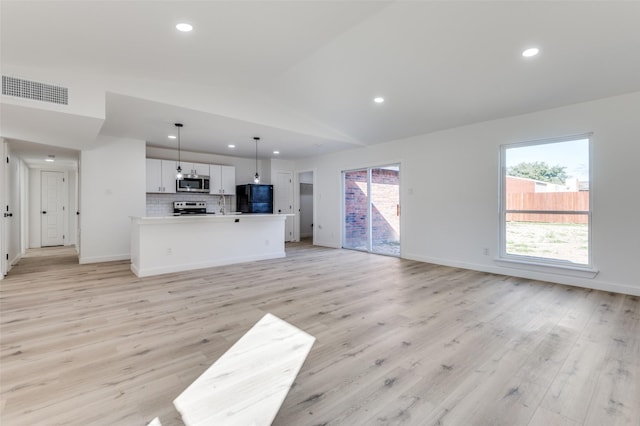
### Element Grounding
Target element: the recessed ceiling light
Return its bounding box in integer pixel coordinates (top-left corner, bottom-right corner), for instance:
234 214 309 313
45 155 55 162
522 47 539 57
273 151 280 155
228 144 236 148
168 135 177 139
374 97 384 103
176 23 193 32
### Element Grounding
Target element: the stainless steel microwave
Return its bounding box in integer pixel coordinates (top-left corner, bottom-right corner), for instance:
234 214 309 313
177 175 210 193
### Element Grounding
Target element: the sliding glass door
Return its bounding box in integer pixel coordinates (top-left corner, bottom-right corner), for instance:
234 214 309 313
343 165 400 256
343 169 369 251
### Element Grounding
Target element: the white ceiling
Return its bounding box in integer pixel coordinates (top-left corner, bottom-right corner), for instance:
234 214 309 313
2 1 640 162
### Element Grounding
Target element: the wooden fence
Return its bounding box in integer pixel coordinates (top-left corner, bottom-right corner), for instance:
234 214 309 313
506 192 589 224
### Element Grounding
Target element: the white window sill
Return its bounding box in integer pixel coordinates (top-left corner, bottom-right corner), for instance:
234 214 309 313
495 257 599 279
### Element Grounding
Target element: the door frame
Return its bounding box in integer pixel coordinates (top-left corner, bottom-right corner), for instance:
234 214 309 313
273 170 294 242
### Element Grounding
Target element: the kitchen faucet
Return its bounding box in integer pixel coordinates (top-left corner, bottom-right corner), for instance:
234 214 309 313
219 194 226 214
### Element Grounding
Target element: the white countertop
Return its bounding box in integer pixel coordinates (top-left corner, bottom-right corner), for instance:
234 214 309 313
132 213 292 224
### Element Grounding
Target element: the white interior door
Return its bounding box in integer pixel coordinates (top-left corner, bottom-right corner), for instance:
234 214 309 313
274 171 294 242
41 171 65 247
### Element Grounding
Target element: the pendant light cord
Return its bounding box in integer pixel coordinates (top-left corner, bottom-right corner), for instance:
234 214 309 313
177 124 181 167
175 123 183 178
254 136 260 183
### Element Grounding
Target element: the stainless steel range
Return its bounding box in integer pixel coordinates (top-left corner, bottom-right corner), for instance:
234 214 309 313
173 201 211 216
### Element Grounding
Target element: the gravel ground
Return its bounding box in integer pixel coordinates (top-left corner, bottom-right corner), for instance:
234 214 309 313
506 221 588 264
345 239 400 256
345 222 588 264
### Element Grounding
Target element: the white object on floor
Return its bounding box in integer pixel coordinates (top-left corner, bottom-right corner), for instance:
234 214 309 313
173 313 315 426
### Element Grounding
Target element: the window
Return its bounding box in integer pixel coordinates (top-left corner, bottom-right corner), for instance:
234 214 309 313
500 135 591 268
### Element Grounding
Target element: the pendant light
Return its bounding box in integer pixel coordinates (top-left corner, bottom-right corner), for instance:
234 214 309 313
253 136 260 184
175 123 183 180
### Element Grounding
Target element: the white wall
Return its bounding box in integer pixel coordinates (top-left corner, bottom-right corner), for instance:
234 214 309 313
79 136 146 263
299 171 313 184
295 92 640 296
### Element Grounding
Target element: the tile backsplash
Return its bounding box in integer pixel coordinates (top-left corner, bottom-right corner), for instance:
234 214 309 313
146 193 235 216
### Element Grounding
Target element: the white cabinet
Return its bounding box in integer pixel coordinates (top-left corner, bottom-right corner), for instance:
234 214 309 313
147 158 233 195
220 166 236 195
209 165 236 195
180 162 209 176
146 159 177 193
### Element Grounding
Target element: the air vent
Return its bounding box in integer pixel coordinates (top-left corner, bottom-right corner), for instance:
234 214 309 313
2 75 68 105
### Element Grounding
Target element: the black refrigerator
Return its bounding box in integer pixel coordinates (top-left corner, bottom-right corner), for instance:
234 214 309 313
236 184 273 213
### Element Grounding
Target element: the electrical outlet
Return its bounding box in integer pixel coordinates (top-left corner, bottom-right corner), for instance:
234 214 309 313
483 248 490 256
167 248 172 255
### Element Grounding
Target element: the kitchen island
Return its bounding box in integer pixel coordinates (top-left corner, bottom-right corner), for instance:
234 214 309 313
130 214 290 277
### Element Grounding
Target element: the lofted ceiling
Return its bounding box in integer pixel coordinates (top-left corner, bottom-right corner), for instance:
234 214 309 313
2 1 640 162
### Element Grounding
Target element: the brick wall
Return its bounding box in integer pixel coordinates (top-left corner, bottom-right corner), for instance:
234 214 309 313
344 169 399 247
344 170 368 246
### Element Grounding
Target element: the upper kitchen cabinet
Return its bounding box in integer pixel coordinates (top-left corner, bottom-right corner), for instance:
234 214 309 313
180 162 209 176
210 165 236 195
146 159 177 193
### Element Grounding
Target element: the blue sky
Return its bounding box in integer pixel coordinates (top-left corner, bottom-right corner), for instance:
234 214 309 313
506 138 589 181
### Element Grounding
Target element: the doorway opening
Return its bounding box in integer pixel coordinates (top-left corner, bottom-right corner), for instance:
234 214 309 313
298 171 314 244
343 164 400 256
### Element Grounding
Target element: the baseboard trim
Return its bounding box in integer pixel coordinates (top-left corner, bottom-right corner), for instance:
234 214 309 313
79 253 130 264
403 253 640 296
10 253 21 268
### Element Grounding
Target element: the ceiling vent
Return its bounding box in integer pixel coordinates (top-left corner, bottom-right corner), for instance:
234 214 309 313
2 75 68 105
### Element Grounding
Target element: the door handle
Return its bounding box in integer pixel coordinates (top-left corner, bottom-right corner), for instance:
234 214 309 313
42 211 47 214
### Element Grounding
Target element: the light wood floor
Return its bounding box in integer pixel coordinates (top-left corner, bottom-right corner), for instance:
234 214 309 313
1 243 638 426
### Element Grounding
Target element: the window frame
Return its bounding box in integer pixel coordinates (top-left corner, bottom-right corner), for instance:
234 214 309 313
498 133 595 273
